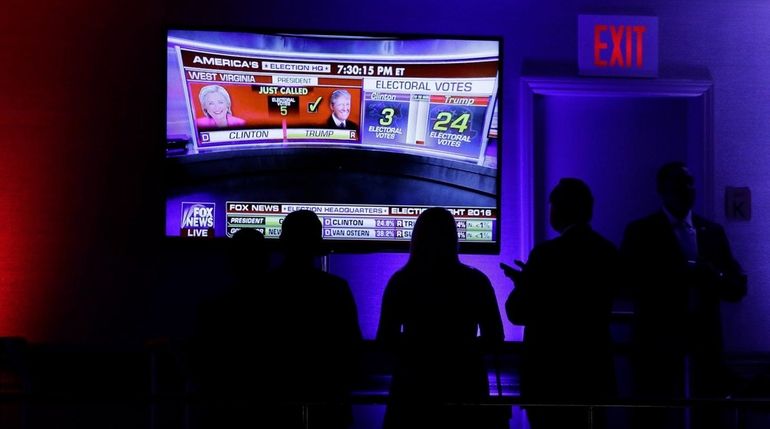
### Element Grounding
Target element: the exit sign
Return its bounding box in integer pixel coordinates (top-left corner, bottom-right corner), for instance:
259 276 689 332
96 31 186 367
578 15 658 77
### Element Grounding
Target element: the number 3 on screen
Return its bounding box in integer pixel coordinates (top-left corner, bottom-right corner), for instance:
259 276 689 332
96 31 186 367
379 107 395 126
433 112 470 133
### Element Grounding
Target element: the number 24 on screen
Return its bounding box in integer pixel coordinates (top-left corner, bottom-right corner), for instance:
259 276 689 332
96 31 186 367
434 112 470 133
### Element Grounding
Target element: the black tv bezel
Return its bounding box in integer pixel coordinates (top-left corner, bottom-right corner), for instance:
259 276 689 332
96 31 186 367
163 25 503 255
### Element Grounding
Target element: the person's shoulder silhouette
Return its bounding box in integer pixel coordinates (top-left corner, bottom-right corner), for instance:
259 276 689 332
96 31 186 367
262 209 362 428
190 228 269 396
503 178 617 429
621 162 746 339
620 162 746 429
270 210 353 310
377 207 506 429
505 178 618 329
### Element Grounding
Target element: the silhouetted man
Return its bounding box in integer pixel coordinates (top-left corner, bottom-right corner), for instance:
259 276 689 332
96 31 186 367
504 178 618 429
190 228 270 427
261 210 363 429
621 162 746 429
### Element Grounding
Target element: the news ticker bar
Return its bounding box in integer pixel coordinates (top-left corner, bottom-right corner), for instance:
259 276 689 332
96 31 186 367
199 128 356 144
225 202 496 242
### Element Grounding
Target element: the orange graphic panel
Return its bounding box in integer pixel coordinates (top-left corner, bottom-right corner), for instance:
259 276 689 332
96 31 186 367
189 82 362 129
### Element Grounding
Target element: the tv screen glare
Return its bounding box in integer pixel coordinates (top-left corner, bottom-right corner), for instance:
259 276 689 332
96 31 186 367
166 29 501 253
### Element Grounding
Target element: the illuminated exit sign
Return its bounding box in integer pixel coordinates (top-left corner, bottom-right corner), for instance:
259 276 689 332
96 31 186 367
578 15 658 77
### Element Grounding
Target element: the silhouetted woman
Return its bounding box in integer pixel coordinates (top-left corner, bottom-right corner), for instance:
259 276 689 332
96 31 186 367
376 207 506 429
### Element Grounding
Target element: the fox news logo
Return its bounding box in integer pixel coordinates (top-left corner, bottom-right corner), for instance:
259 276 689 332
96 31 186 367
181 202 215 238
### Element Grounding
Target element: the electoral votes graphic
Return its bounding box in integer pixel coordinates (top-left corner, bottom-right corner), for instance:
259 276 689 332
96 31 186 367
363 92 411 145
425 96 489 159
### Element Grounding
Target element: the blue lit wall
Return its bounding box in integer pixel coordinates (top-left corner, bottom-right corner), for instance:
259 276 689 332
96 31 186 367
162 0 770 350
1 0 768 354
186 0 767 349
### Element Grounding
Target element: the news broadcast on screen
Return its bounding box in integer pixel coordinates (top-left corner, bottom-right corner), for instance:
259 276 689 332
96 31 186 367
166 29 501 252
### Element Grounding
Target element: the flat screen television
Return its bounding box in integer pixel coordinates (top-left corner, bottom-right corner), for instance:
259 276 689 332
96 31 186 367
166 28 501 253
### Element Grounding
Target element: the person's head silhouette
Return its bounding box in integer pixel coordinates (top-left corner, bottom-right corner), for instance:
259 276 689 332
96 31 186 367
656 161 695 220
549 178 594 233
229 227 267 282
280 210 324 263
408 207 459 267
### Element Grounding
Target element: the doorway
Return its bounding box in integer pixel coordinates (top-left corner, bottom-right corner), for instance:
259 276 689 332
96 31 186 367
519 77 713 247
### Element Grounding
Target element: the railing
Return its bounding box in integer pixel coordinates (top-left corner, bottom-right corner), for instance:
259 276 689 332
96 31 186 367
4 338 770 428
3 392 770 429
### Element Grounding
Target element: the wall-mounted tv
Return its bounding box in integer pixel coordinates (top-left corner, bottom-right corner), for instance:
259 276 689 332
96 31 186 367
166 28 501 253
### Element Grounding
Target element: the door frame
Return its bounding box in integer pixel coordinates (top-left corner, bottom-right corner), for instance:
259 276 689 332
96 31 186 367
518 76 714 250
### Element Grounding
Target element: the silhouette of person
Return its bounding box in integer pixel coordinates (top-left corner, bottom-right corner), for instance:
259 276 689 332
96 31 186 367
621 162 747 429
189 228 270 427
503 178 618 429
259 209 363 429
377 207 507 429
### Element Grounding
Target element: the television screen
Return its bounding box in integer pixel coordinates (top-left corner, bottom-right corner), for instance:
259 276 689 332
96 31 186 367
166 29 501 253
